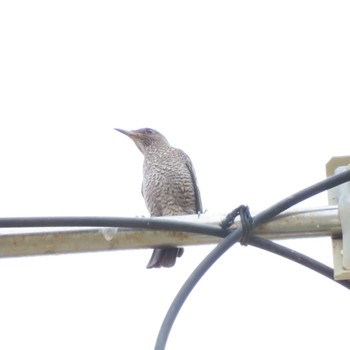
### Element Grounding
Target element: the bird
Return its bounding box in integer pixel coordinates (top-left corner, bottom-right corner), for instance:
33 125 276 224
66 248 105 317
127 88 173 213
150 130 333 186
115 127 202 268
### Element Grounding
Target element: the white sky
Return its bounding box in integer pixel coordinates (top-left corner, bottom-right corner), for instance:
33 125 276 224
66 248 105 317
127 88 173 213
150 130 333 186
1 1 350 349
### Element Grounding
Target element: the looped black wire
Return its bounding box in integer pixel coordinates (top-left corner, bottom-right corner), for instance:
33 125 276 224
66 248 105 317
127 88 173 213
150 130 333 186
155 170 350 350
220 205 254 245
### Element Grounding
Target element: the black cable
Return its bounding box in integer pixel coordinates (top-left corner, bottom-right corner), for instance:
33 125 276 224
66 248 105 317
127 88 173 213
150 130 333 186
154 169 350 350
251 169 350 228
0 216 226 238
154 227 242 350
0 172 349 349
249 236 350 289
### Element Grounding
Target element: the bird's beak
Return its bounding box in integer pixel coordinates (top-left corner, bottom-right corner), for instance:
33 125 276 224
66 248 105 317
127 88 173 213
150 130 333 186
114 128 139 138
114 128 130 135
115 128 145 153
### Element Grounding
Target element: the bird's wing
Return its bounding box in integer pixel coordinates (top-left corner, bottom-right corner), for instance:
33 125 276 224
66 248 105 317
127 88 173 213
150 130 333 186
183 152 203 213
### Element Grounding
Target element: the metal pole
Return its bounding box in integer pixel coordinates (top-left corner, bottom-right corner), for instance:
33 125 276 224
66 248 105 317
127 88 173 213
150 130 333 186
0 206 340 258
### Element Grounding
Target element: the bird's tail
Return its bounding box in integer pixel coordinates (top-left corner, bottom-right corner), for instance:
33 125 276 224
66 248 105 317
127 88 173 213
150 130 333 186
146 247 184 269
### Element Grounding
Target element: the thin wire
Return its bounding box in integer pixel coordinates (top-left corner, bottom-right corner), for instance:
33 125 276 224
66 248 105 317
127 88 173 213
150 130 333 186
154 169 350 350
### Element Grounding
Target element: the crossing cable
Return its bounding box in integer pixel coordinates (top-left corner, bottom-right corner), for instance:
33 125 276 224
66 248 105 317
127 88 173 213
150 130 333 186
0 173 349 349
154 169 350 350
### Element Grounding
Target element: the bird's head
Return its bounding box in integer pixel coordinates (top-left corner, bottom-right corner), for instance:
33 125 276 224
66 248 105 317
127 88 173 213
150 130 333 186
115 128 170 154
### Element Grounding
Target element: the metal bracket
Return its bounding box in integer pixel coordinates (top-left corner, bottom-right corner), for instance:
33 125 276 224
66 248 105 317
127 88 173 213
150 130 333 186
326 156 350 280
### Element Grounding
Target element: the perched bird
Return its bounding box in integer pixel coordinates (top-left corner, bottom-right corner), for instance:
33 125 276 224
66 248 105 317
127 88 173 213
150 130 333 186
115 127 202 268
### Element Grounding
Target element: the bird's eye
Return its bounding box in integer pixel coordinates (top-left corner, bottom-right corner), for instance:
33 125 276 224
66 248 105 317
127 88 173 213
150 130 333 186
145 128 155 134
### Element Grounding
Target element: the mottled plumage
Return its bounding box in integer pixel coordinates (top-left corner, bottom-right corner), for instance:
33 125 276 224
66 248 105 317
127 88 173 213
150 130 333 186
115 127 202 268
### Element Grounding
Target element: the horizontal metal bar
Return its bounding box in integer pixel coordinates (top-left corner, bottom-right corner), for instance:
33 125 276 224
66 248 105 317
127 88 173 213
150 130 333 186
0 206 340 258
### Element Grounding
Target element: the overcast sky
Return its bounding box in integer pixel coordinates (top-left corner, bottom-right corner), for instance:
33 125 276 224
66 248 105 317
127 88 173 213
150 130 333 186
1 1 350 349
